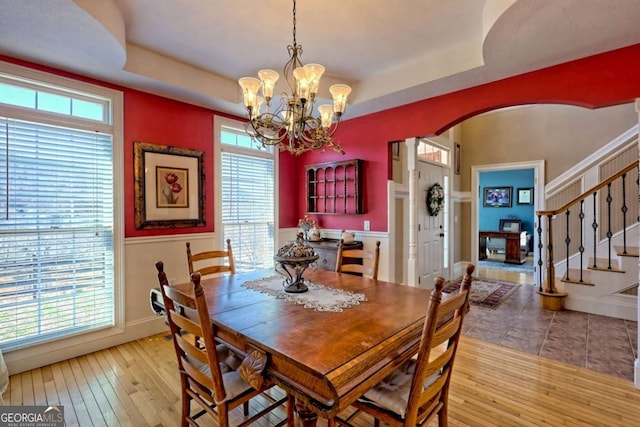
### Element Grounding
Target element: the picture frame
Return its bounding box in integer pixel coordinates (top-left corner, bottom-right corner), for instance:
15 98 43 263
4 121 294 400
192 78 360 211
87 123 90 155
134 141 205 229
517 187 534 205
483 186 512 207
454 143 461 174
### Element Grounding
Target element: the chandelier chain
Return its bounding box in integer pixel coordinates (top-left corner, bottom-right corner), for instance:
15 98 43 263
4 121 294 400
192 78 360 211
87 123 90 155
292 0 297 47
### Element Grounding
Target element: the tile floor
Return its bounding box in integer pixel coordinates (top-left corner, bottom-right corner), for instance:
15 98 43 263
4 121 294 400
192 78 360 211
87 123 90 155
462 279 638 382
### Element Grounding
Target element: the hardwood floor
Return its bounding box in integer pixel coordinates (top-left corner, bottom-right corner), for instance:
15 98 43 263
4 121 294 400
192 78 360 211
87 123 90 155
3 265 640 426
3 332 639 426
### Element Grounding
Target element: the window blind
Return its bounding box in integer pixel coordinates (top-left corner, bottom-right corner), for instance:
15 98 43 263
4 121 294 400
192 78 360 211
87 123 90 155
0 117 114 350
221 151 274 272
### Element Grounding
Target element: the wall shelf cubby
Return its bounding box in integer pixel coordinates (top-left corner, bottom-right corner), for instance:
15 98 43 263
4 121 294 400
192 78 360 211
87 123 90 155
305 159 363 214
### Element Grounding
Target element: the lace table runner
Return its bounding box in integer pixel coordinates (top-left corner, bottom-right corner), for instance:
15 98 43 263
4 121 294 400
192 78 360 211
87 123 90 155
242 275 367 312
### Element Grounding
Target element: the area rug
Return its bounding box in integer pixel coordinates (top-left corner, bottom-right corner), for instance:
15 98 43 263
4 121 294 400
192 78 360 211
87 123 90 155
443 277 520 310
477 258 534 274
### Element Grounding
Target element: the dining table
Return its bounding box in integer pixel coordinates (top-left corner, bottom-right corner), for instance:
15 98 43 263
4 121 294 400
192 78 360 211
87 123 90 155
170 267 434 426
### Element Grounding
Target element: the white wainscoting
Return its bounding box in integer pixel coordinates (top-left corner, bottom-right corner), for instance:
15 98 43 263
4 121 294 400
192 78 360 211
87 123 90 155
4 230 391 374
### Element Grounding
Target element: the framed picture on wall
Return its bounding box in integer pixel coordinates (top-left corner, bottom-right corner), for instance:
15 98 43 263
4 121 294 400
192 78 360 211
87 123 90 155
483 186 512 207
134 141 206 229
517 187 534 205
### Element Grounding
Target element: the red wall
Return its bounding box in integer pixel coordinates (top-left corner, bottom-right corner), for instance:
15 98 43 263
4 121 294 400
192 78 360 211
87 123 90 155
4 42 640 236
292 43 640 232
0 55 280 238
295 127 389 233
278 153 300 227
123 90 218 237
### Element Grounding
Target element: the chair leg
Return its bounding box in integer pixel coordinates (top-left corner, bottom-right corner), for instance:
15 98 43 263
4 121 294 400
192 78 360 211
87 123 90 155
287 394 295 427
439 405 448 427
181 391 190 427
374 419 380 427
243 400 249 416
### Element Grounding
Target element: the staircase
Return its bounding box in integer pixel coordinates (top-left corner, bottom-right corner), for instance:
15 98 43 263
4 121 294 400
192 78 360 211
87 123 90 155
537 156 639 321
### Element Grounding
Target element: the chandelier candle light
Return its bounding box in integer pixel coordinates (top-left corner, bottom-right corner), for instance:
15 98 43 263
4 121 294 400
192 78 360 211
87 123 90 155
238 0 352 155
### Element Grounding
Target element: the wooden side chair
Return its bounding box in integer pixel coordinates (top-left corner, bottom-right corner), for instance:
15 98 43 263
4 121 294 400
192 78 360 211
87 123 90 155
155 261 291 427
186 239 235 278
335 240 381 280
336 264 475 427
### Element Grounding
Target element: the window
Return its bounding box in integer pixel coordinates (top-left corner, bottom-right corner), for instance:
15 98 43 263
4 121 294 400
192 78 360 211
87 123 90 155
417 140 449 165
216 117 276 272
0 80 110 123
0 63 121 351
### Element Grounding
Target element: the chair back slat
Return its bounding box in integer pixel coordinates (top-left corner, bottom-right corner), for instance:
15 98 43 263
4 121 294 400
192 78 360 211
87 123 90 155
336 240 381 280
431 318 461 348
186 239 236 278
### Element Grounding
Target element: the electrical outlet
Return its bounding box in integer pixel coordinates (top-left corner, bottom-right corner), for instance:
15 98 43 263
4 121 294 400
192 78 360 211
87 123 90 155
364 220 370 231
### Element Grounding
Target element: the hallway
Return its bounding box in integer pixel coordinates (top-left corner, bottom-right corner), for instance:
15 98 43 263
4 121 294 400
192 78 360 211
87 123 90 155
466 264 638 382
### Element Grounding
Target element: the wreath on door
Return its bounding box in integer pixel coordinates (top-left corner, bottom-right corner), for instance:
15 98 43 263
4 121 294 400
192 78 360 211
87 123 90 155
427 183 444 216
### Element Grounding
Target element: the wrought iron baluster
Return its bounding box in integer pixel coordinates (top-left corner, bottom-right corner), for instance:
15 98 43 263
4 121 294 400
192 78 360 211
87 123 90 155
606 183 612 270
579 200 585 283
546 213 555 294
565 210 570 281
621 173 628 255
537 214 543 293
592 192 598 268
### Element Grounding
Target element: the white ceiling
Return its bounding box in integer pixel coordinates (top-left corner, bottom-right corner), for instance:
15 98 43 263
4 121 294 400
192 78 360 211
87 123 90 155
1 0 640 119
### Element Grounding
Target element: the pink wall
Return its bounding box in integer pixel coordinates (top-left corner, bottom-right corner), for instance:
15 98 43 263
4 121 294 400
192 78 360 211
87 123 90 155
292 43 640 232
4 42 640 235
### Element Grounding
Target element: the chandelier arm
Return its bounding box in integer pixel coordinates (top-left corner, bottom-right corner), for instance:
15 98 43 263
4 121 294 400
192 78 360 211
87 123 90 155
245 110 288 145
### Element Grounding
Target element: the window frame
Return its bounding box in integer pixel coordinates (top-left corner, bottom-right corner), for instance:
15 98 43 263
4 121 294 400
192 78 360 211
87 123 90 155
0 61 124 357
214 115 279 269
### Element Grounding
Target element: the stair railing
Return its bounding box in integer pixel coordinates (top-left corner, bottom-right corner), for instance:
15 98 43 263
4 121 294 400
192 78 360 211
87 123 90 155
536 160 639 294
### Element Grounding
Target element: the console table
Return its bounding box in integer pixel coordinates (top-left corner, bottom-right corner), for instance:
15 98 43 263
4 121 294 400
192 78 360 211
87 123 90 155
479 230 528 264
307 238 363 271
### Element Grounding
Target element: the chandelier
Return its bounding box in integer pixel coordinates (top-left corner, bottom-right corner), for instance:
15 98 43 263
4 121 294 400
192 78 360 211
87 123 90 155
238 0 352 156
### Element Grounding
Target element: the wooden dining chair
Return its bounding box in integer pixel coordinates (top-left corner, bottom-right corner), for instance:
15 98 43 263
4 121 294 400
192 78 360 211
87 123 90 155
186 239 235 278
155 261 291 427
335 264 475 427
335 239 381 280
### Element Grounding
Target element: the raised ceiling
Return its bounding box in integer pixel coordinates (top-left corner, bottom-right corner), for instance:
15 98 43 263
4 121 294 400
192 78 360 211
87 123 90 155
1 0 639 119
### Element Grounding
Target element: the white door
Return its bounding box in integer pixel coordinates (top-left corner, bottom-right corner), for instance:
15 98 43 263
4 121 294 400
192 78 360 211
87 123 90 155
417 160 446 289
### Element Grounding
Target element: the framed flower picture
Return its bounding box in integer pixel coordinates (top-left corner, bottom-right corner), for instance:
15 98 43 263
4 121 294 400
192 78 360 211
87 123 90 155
134 141 205 229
